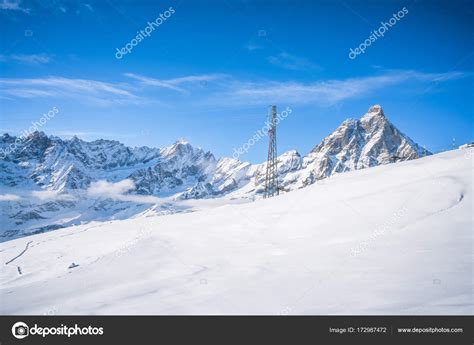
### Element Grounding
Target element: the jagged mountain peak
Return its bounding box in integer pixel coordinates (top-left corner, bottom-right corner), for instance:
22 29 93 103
279 149 301 158
216 156 246 170
0 104 431 239
1 133 13 140
24 130 50 144
366 104 384 116
160 139 195 157
24 130 47 139
300 105 430 186
360 104 387 128
340 118 358 126
277 150 302 174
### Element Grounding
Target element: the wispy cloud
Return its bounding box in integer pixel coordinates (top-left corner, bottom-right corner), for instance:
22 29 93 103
0 70 468 108
267 52 321 71
2 88 56 98
215 70 469 106
0 76 143 106
0 54 52 65
31 190 75 201
124 73 227 94
87 179 159 204
245 43 263 51
0 0 100 16
0 73 226 105
0 0 30 13
83 3 94 12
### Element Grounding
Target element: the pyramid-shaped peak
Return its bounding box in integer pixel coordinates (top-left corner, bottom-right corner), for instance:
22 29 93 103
367 104 384 116
360 105 386 126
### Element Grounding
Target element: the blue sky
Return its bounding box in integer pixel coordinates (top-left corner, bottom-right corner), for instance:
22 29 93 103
1 0 472 163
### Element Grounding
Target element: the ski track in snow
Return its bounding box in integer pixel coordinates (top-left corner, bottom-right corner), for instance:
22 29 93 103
5 241 33 265
4 240 33 276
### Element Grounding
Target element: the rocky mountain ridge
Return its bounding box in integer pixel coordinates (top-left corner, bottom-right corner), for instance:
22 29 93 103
0 105 429 240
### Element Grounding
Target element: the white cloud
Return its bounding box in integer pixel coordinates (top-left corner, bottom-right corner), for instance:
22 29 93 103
87 179 159 204
6 54 51 64
267 52 320 71
88 179 135 197
83 3 94 12
215 70 469 106
245 43 263 51
0 76 143 106
124 73 227 94
0 0 30 13
0 193 21 201
0 70 467 108
3 88 56 98
31 190 75 201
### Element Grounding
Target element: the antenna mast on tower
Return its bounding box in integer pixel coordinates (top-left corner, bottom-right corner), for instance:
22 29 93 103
264 105 279 198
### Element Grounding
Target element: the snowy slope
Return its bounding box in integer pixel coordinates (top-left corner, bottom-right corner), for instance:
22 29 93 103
0 148 471 315
0 105 431 240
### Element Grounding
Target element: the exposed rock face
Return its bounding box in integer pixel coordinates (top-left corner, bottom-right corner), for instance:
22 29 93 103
0 105 429 240
182 104 428 197
297 104 426 186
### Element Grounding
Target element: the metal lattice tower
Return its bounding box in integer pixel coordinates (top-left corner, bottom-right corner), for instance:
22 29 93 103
264 105 279 198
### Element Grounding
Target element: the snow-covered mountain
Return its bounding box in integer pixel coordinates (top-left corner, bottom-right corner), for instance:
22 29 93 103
1 148 471 314
184 104 429 197
0 132 213 193
296 104 427 187
0 105 430 241
0 134 217 240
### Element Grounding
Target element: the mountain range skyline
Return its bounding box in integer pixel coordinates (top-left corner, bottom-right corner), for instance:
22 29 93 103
0 104 432 240
1 0 472 163
1 101 456 164
0 104 429 169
